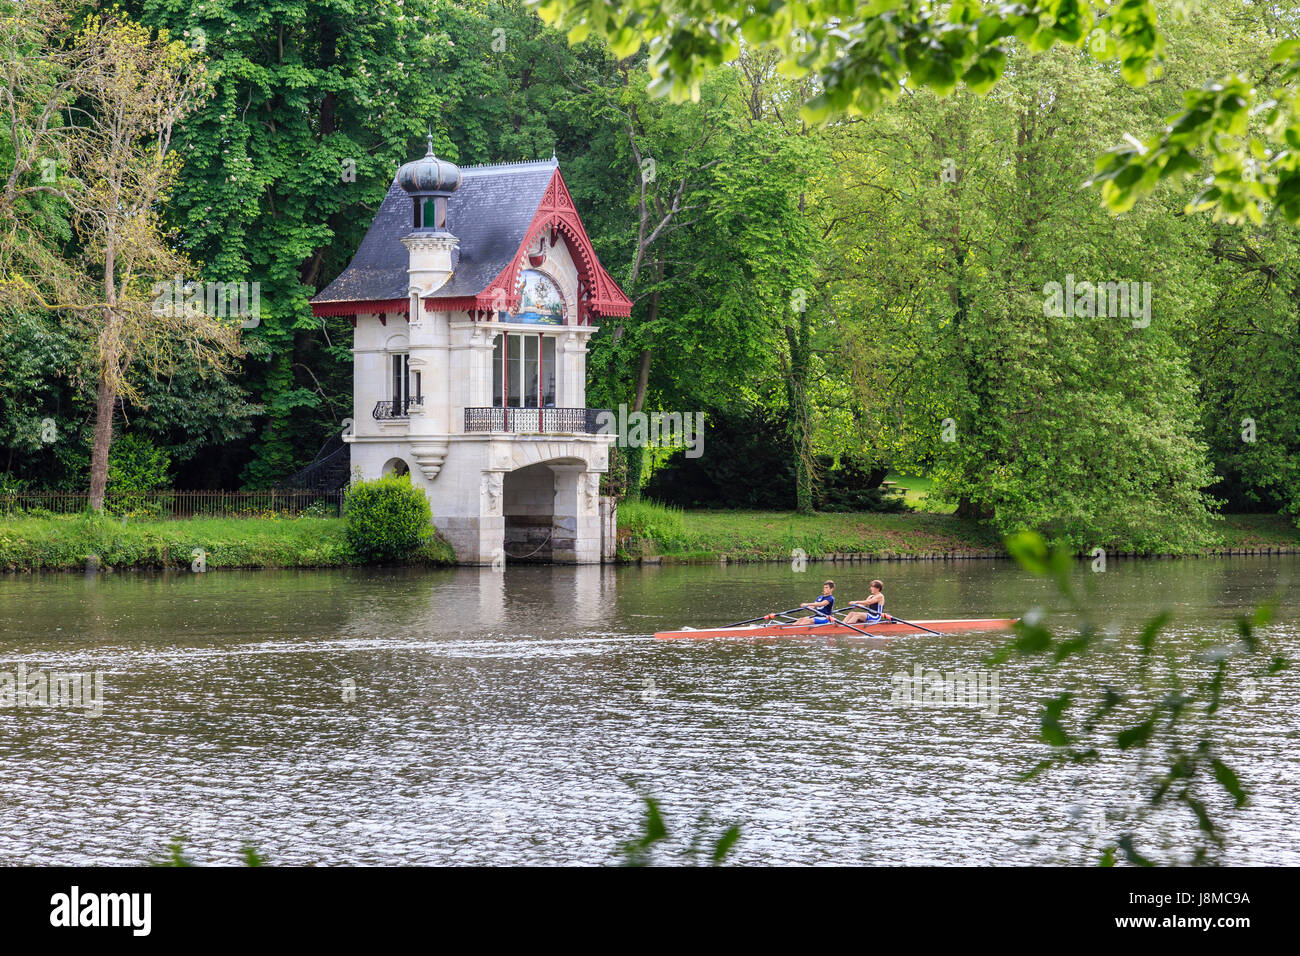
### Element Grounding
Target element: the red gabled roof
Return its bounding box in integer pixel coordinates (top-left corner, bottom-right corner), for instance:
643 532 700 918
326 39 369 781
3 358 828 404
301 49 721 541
311 160 631 321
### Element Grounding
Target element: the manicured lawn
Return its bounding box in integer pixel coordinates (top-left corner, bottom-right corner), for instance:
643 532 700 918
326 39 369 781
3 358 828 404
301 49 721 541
0 514 455 572
617 500 1001 560
1218 513 1300 550
885 471 956 514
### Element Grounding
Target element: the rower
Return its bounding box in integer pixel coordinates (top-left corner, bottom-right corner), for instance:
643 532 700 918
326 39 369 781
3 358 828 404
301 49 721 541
796 581 835 624
844 579 891 625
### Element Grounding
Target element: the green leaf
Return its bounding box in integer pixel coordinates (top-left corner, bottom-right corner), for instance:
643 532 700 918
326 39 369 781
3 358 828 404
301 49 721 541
1137 611 1170 657
1210 758 1247 809
1116 834 1155 867
1040 692 1073 747
1117 716 1155 750
711 825 741 864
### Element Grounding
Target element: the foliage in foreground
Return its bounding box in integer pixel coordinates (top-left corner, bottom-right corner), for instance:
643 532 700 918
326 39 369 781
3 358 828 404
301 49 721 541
1002 531 1287 865
151 839 264 867
619 794 741 867
532 0 1300 233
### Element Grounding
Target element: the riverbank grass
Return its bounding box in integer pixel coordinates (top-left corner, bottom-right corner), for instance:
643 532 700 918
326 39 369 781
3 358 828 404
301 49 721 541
618 502 1300 561
0 513 456 572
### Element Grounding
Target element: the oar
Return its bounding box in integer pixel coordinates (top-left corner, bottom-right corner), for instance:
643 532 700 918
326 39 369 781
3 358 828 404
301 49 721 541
826 612 875 637
780 608 876 638
884 614 945 637
722 607 804 628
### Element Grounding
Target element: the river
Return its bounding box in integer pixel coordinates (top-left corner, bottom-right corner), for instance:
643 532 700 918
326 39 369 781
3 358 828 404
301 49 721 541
0 556 1296 865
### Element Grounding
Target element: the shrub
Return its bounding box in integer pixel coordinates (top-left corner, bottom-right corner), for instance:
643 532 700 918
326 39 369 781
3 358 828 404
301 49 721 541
344 474 432 561
106 434 171 516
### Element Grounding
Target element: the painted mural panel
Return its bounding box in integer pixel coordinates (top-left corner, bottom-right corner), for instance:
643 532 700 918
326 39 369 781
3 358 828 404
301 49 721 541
513 269 565 325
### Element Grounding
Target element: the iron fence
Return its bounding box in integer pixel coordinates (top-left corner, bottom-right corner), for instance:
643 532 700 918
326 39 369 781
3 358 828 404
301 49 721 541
0 489 346 519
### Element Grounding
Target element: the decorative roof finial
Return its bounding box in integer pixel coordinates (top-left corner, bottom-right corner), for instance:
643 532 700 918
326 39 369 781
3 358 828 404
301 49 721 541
551 146 558 163
426 128 435 157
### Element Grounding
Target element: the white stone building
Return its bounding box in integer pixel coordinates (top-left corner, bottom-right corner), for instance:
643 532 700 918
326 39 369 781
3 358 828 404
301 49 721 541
311 142 631 564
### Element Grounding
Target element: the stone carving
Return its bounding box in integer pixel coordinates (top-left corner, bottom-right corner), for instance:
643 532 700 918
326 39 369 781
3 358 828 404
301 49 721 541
582 473 601 513
481 472 504 516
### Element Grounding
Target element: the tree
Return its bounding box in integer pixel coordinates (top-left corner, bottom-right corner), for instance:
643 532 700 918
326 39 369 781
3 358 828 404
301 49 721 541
0 9 245 508
576 65 734 497
815 40 1222 549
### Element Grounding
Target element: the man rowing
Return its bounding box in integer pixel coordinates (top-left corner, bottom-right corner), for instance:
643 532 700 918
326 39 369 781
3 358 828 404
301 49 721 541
843 579 892 626
792 580 836 624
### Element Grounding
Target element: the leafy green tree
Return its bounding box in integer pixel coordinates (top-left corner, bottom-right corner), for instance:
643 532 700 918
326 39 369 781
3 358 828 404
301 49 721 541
1 5 244 508
817 40 1223 549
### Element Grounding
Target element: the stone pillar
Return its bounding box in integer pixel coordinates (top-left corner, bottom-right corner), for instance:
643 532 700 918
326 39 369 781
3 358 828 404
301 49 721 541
550 464 601 564
449 321 496 431
549 464 582 563
599 495 617 563
473 470 506 565
558 330 588 408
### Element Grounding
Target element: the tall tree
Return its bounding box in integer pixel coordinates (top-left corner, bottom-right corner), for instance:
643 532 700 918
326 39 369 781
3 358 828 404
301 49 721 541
819 40 1224 548
1 5 247 506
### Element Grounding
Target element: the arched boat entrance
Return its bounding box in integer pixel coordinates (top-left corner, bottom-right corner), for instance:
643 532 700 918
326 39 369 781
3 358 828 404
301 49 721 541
501 460 592 564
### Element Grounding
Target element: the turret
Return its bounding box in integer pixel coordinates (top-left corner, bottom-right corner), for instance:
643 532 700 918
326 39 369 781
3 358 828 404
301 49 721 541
396 135 461 299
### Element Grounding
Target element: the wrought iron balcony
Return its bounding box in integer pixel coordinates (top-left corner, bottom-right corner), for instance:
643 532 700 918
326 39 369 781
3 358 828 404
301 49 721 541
464 407 610 434
373 396 423 420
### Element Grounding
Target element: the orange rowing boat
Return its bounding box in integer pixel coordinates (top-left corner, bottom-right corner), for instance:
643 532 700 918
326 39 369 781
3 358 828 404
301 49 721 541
653 618 1018 640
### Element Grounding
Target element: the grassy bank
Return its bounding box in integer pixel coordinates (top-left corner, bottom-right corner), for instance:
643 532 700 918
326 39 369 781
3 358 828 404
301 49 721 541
0 513 456 572
617 501 1300 562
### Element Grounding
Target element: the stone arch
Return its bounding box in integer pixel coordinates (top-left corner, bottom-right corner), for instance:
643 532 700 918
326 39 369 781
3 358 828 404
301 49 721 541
381 457 411 478
489 441 602 474
500 456 596 564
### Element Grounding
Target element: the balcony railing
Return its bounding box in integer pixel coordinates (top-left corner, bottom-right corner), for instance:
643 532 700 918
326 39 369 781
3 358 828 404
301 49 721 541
373 396 423 420
464 407 610 434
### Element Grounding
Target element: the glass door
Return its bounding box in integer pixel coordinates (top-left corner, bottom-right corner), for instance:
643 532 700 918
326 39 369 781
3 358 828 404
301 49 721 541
493 333 555 426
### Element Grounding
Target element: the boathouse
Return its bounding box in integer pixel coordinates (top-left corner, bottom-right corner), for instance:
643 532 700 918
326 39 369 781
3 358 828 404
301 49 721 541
310 141 630 564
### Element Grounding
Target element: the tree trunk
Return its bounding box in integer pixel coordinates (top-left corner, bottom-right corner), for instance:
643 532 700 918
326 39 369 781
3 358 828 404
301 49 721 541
625 283 660 501
90 240 119 511
88 371 115 510
784 310 814 515
632 346 652 413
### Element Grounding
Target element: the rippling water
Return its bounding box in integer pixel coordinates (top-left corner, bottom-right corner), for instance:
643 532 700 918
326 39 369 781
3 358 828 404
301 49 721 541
0 556 1295 865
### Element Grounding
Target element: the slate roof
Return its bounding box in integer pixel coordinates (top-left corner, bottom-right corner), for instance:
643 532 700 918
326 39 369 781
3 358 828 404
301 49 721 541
313 159 570 309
